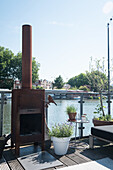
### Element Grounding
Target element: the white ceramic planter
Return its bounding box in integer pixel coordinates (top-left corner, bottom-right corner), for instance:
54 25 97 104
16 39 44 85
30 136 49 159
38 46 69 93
51 136 70 155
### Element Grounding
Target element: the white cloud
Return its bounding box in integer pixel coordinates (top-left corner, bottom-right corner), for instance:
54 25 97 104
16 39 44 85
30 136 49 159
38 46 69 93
49 21 73 27
103 1 113 14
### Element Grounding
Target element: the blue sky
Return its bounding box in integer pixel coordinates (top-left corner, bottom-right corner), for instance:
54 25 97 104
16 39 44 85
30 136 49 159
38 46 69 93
1 0 113 82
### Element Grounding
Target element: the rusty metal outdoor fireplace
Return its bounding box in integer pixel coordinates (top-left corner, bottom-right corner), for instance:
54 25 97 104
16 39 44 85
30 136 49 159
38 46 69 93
11 25 45 156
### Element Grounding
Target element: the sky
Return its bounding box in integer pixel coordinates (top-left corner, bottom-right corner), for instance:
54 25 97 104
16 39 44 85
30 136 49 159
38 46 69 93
1 0 113 82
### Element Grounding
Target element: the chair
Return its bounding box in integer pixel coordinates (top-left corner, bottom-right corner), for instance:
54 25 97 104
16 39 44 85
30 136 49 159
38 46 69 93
89 125 113 148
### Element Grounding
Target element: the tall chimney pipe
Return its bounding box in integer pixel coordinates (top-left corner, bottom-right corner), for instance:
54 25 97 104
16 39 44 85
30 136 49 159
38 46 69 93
22 24 32 89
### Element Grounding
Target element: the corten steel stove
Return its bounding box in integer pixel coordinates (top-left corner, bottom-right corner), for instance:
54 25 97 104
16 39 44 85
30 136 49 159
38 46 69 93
11 25 45 156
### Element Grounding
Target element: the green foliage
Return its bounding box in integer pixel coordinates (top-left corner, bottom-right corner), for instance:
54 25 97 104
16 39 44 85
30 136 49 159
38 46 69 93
53 75 64 89
11 52 22 81
69 86 77 90
48 123 73 137
99 114 112 121
67 58 108 92
66 105 77 114
0 46 14 79
88 96 93 99
93 104 112 121
79 85 90 91
67 77 76 87
36 86 43 89
32 57 40 83
88 58 108 117
0 79 13 89
0 46 40 89
32 85 36 89
13 54 39 83
68 73 88 88
94 104 105 114
0 47 15 89
86 70 107 92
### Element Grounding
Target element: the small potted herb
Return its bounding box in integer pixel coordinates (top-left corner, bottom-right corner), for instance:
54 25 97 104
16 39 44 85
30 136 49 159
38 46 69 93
66 105 77 120
48 123 73 155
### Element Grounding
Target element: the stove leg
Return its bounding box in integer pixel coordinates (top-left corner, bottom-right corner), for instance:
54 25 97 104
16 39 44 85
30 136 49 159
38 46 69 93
89 135 94 149
15 143 20 156
34 142 38 146
11 140 14 148
42 141 45 151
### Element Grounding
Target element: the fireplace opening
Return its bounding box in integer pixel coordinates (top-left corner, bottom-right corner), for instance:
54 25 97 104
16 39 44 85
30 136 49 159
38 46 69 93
20 114 42 135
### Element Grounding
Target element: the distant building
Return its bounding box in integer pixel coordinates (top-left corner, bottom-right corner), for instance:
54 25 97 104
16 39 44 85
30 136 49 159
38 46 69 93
14 79 53 89
34 79 53 89
63 84 71 90
13 80 21 89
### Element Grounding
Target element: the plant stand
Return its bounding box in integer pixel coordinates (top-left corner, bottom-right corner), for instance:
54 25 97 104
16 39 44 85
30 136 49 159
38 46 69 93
68 119 89 149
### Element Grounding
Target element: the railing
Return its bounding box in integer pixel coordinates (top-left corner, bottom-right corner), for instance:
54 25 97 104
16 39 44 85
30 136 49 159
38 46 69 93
0 90 12 136
0 89 112 138
45 90 111 138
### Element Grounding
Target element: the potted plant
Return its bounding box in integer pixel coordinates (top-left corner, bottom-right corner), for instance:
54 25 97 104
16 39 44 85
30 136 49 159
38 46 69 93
66 105 77 121
93 104 113 126
48 123 73 155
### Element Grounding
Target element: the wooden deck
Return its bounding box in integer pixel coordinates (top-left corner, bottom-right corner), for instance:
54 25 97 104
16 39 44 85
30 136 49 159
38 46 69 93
1 138 113 170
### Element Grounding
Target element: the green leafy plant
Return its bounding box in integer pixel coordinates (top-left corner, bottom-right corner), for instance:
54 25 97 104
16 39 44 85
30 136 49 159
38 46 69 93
66 105 77 114
48 123 73 137
94 104 112 121
36 86 43 89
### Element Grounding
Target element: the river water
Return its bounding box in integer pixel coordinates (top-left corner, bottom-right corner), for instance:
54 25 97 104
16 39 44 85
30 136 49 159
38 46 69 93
1 99 112 137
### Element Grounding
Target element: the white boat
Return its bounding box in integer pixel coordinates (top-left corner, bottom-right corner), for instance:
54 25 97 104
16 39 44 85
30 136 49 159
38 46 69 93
73 96 80 100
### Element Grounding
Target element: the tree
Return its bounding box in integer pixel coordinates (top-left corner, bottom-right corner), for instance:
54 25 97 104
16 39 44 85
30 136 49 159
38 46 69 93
0 46 14 79
68 73 88 88
79 85 90 91
86 58 108 116
0 47 14 89
32 57 40 83
86 70 107 92
11 52 22 81
12 53 39 83
67 77 76 87
0 46 40 89
53 75 64 89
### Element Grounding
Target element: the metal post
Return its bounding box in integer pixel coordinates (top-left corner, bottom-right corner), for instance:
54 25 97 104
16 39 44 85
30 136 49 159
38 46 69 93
107 23 111 115
45 93 48 124
78 94 84 137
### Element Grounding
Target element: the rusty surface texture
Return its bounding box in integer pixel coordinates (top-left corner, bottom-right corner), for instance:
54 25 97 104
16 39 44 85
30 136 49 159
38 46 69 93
11 25 45 156
22 25 32 89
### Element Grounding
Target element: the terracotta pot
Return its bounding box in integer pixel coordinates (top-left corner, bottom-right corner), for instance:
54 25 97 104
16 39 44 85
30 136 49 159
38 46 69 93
68 112 77 120
93 119 113 126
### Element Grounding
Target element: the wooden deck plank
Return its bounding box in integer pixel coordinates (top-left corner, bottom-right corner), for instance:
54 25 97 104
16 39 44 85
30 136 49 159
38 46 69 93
3 149 24 170
66 142 91 163
0 156 10 170
66 152 87 164
74 150 91 162
2 138 113 170
47 149 76 166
